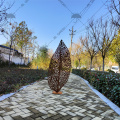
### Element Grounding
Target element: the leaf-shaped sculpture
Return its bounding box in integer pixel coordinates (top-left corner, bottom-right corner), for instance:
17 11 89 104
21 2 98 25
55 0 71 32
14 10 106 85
48 40 71 94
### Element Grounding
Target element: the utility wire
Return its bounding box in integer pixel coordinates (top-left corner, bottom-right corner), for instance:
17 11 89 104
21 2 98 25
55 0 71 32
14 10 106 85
48 0 95 46
75 0 110 34
47 19 75 46
58 0 73 14
84 0 109 24
80 0 95 17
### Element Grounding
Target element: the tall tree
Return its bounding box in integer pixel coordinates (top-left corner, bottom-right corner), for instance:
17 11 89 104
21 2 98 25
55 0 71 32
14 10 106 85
81 32 99 70
13 21 32 53
90 19 117 71
30 36 37 60
13 21 32 64
24 30 32 59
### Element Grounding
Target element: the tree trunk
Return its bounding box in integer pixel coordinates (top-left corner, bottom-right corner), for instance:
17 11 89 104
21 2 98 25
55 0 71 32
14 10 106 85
11 44 15 63
78 59 80 69
90 57 93 70
103 56 105 71
9 44 12 67
33 49 35 60
119 63 120 73
21 47 22 65
24 47 26 64
9 36 13 67
99 66 101 71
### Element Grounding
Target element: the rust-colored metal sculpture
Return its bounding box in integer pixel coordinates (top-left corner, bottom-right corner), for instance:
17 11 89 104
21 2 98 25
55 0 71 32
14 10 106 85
48 40 71 94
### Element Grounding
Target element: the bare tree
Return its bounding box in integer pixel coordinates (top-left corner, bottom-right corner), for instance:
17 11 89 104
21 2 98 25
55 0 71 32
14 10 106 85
90 19 117 71
80 33 99 70
109 0 120 27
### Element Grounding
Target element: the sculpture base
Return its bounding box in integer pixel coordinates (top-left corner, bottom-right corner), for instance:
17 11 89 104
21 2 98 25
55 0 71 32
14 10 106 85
52 91 62 94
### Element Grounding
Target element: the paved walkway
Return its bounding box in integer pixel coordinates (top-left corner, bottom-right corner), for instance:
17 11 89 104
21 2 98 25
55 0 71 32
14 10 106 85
0 73 120 120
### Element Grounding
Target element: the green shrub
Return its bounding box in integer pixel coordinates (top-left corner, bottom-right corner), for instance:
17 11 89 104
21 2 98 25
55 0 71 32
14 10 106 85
72 69 120 107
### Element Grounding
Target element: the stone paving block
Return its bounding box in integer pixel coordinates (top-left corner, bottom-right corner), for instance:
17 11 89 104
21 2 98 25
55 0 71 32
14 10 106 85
20 112 32 118
41 115 49 119
101 110 114 116
28 108 40 114
71 116 80 120
35 118 43 120
92 117 102 120
59 112 67 116
75 112 85 117
30 113 44 119
11 112 25 117
82 116 91 120
61 115 72 120
78 109 86 113
9 105 18 109
24 116 34 120
96 110 103 114
3 108 12 112
0 106 8 109
13 116 24 120
3 116 13 120
21 108 30 113
38 110 48 114
3 111 15 116
66 111 76 116
87 111 93 114
41 113 53 119
61 108 71 112
48 110 57 115
115 116 120 120
11 102 18 105
44 118 54 120
54 107 62 111
0 116 3 120
13 108 21 113
0 111 5 114
86 113 95 118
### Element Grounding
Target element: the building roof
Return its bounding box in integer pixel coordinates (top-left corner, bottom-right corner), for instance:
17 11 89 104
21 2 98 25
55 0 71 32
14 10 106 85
0 45 18 51
0 45 23 55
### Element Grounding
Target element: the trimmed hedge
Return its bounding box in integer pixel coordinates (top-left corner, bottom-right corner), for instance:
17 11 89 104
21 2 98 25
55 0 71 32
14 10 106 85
0 68 48 96
72 69 120 107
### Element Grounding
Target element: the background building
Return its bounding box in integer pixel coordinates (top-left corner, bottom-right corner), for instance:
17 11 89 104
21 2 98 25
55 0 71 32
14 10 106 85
0 45 25 65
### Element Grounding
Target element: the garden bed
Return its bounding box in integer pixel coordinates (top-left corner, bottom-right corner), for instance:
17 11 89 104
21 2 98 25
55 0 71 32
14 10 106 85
72 69 120 108
0 68 48 96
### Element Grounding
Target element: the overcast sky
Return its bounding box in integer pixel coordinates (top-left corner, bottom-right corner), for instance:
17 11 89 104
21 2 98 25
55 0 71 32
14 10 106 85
0 0 116 52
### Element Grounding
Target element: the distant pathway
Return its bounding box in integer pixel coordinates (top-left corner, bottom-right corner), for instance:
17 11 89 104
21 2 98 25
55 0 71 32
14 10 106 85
0 73 120 120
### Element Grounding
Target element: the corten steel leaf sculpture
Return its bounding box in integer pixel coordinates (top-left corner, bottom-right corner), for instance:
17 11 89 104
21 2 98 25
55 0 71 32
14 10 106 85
48 40 71 94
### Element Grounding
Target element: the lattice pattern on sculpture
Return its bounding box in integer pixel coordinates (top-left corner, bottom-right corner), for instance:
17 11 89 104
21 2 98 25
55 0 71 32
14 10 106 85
48 40 71 93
